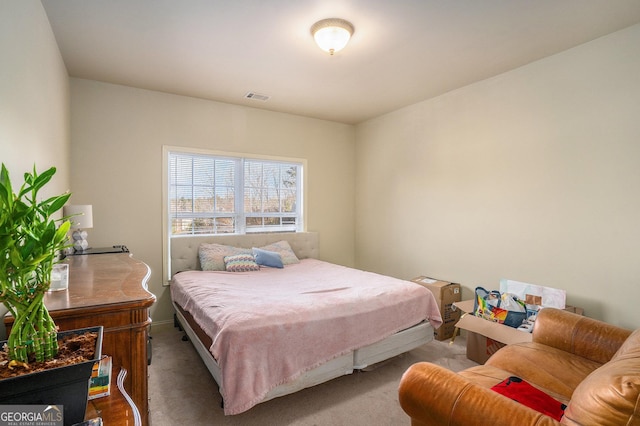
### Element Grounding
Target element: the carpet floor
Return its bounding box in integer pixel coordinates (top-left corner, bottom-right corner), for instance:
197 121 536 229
148 323 477 426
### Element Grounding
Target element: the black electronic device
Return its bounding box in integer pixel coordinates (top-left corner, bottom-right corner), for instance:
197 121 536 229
66 245 129 256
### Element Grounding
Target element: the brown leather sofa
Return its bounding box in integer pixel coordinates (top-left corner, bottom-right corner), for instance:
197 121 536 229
398 308 640 425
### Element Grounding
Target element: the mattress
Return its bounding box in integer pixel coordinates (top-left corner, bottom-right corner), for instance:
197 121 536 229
171 258 442 414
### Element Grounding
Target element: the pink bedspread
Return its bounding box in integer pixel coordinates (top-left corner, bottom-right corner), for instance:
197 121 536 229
171 259 442 415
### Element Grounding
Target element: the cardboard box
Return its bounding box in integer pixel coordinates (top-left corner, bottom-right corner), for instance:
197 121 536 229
453 300 531 364
465 331 507 364
453 300 583 364
563 305 584 315
411 276 461 341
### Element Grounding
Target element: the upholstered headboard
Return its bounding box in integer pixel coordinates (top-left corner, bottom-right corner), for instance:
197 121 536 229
170 232 318 276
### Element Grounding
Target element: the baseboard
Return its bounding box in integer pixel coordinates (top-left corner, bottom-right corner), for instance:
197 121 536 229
150 319 175 332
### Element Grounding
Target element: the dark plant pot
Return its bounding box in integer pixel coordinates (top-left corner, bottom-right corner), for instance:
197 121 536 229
0 326 103 426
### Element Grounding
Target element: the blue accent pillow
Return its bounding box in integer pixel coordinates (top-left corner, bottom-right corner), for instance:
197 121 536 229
252 247 284 268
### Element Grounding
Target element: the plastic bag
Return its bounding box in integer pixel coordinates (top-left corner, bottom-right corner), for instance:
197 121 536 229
499 292 526 313
474 287 527 328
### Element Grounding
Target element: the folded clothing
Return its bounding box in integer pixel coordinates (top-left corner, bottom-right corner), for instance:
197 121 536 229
491 376 566 421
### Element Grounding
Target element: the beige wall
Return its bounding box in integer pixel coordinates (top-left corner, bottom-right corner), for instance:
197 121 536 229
4 1 638 331
0 1 70 338
69 79 356 325
355 24 640 328
0 1 69 185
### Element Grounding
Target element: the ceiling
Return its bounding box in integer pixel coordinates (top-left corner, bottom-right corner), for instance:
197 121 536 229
41 0 640 125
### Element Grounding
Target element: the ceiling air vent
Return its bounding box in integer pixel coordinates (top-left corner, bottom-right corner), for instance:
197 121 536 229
244 92 270 102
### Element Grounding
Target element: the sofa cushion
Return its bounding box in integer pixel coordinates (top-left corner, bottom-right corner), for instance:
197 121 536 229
486 342 601 401
612 328 640 361
561 354 640 426
533 308 631 364
459 365 512 388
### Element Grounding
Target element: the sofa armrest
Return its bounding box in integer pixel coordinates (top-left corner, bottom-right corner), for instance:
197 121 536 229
398 362 560 426
533 308 631 364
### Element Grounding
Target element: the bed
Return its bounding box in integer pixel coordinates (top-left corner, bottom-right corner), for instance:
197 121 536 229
170 232 442 415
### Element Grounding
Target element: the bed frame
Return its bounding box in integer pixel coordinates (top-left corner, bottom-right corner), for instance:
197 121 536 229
170 232 434 408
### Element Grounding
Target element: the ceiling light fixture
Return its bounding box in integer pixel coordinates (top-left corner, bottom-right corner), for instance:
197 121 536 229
310 18 354 55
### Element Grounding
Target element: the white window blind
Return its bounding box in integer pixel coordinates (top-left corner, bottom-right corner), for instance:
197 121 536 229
168 151 303 235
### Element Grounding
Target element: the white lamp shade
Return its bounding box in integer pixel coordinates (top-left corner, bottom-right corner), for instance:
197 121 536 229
63 204 93 229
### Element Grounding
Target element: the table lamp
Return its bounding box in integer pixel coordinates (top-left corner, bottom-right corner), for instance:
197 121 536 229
63 204 93 252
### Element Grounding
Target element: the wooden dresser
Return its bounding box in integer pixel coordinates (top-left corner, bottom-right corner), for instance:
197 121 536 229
4 253 155 426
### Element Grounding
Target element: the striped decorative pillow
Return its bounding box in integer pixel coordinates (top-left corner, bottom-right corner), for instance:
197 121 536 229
224 254 260 272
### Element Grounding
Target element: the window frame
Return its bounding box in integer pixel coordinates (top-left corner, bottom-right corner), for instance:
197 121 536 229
161 146 307 284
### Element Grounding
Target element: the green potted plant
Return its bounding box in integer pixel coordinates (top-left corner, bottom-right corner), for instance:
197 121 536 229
0 163 102 424
0 164 71 363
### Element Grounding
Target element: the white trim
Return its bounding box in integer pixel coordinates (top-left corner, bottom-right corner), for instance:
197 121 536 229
162 146 171 287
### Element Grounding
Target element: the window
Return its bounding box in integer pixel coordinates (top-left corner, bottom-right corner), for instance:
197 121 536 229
165 148 304 236
162 147 305 284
